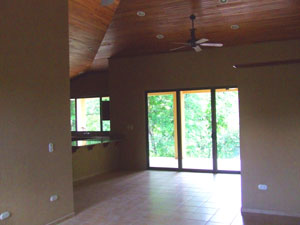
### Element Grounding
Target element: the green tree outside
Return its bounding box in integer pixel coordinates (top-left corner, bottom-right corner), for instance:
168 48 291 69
148 91 240 159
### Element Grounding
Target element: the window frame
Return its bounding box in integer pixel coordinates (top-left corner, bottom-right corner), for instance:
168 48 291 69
71 96 110 135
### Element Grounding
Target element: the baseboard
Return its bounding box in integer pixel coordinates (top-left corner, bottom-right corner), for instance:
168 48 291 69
73 172 103 183
73 168 120 184
241 207 300 218
45 212 75 225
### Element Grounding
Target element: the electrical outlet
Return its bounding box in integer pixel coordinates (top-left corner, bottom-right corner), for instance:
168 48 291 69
258 184 268 191
48 143 54 152
127 124 134 131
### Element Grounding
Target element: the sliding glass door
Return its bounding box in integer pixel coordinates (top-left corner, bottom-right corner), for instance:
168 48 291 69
181 90 213 170
146 87 240 173
147 92 178 168
216 88 240 171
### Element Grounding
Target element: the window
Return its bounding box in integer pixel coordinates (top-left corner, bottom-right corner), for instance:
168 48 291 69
70 97 110 132
70 99 76 131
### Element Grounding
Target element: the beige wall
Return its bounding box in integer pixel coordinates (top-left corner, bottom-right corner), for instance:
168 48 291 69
72 144 120 182
70 70 120 183
0 1 74 225
109 40 300 216
70 71 109 98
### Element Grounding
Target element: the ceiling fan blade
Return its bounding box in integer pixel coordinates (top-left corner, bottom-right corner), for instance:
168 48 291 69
193 45 202 52
170 46 188 51
172 42 190 46
200 43 223 47
196 38 209 44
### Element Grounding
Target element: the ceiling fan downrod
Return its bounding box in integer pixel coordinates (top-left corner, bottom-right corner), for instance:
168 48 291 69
190 14 196 28
189 14 197 46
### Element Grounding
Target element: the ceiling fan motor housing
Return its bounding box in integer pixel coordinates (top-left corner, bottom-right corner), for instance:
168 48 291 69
190 14 196 20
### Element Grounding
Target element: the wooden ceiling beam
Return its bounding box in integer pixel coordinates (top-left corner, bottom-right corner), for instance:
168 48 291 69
233 59 300 69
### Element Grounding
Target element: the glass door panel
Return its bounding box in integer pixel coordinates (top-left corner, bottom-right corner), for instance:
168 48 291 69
147 92 178 168
181 90 213 170
216 88 240 171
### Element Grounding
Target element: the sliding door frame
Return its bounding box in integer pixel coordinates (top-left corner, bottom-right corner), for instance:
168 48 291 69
145 86 240 174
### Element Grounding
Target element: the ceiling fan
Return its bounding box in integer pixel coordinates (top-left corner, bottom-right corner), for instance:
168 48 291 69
170 14 223 52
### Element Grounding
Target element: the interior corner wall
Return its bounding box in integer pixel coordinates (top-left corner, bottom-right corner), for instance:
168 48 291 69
0 1 74 225
109 40 300 216
70 70 109 98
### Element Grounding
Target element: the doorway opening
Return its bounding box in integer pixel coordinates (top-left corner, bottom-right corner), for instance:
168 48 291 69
146 87 240 173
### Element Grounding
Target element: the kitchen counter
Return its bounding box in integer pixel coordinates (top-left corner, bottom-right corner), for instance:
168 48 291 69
72 136 121 153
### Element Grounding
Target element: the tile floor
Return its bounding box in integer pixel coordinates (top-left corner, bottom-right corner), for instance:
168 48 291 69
60 171 300 225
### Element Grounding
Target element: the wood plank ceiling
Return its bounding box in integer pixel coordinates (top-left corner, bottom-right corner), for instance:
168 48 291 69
69 0 120 77
69 0 300 77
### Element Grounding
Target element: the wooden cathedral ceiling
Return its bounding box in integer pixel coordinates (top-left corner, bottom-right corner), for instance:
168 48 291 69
69 0 120 77
69 0 300 77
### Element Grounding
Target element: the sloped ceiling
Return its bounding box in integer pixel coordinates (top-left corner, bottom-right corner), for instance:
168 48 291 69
69 0 300 77
69 0 120 77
